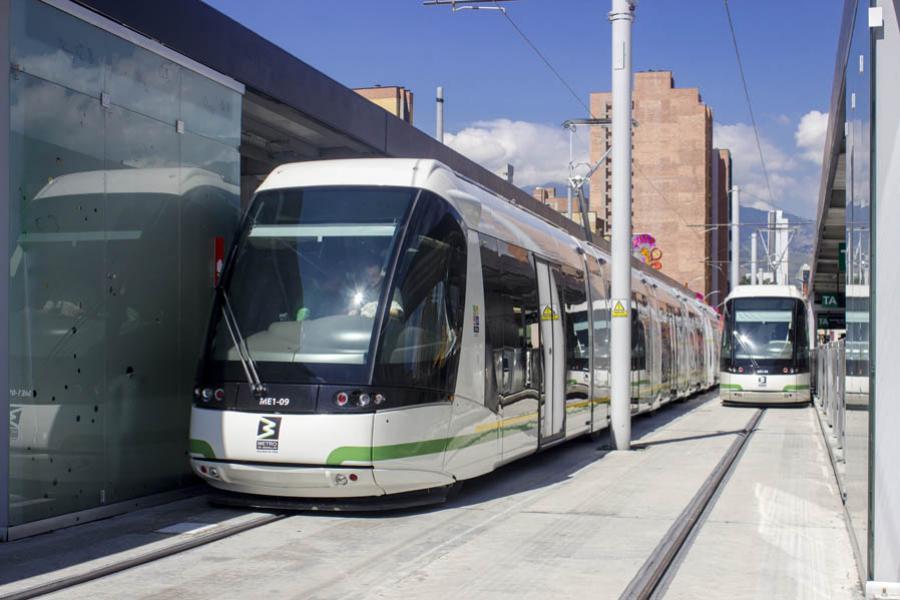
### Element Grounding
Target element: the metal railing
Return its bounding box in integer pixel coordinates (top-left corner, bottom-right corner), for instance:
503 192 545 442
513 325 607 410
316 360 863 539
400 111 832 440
815 339 846 452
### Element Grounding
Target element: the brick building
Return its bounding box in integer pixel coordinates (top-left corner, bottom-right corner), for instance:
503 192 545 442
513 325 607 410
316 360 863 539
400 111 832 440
588 71 729 298
354 86 414 123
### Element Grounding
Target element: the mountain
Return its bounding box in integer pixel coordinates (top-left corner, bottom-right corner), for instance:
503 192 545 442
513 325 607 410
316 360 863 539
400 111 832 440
739 207 814 287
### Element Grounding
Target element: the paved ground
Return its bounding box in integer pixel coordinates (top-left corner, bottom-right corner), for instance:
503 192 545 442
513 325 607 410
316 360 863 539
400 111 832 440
0 393 861 600
661 406 861 600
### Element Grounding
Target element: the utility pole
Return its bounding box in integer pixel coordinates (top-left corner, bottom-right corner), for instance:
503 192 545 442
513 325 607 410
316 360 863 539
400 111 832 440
436 86 444 143
750 230 757 285
609 0 635 452
567 124 574 220
730 185 740 292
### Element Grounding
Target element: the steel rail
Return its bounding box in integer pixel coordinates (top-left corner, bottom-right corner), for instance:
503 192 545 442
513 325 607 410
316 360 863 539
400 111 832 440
1 512 286 600
619 407 765 600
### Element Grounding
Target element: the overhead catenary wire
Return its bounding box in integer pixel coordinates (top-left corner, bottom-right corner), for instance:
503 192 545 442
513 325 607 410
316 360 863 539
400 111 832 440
444 0 696 239
723 0 775 207
493 1 592 117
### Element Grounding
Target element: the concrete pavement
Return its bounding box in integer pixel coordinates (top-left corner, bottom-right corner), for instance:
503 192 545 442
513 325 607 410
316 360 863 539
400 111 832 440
0 393 861 599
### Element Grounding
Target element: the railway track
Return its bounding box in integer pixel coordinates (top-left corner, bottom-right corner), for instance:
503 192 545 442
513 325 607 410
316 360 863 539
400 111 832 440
619 407 765 600
0 512 286 600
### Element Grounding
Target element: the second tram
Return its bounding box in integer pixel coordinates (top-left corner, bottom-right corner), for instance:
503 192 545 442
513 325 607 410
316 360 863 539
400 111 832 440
719 285 813 405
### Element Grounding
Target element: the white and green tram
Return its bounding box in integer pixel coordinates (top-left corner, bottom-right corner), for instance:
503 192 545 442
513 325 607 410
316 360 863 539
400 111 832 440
189 158 720 507
719 285 813 405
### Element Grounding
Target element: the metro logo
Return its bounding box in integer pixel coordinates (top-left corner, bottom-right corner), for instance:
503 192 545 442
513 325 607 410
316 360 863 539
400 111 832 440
256 416 282 452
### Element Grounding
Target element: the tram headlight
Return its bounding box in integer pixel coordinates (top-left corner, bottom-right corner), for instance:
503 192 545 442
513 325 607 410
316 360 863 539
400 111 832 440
201 388 213 402
374 393 386 406
357 393 372 408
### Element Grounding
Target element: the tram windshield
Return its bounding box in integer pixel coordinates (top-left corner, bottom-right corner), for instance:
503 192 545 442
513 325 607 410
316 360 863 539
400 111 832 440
208 186 414 376
721 297 808 371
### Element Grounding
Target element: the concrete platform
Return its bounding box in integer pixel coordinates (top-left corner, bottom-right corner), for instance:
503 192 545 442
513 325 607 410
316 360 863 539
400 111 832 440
0 393 861 599
661 406 861 599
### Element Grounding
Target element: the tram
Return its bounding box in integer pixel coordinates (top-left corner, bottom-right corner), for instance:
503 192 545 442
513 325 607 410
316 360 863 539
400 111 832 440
188 158 720 506
719 285 813 405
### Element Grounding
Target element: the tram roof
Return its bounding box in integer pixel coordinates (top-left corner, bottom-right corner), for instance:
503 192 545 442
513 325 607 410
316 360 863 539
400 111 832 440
724 285 806 302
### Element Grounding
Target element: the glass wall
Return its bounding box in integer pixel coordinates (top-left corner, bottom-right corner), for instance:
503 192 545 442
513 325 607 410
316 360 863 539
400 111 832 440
7 0 241 526
843 0 872 576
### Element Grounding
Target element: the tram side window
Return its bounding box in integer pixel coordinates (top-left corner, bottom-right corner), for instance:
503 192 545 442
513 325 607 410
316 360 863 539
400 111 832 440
660 314 673 384
631 313 647 371
481 237 541 412
374 195 467 392
556 268 589 373
589 264 610 371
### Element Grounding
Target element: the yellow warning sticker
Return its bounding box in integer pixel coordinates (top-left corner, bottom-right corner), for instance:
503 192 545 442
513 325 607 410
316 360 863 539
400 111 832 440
612 300 628 318
541 305 560 321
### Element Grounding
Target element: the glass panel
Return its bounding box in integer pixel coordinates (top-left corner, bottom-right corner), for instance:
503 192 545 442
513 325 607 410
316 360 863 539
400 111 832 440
182 132 240 186
179 157 241 396
843 0 872 574
180 69 241 146
10 0 104 98
375 195 467 392
210 188 413 375
8 0 244 526
8 74 107 526
103 106 182 501
106 36 179 124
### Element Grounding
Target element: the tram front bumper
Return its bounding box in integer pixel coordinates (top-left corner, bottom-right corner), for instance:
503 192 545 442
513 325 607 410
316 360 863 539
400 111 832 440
720 389 808 405
190 458 455 499
190 459 385 497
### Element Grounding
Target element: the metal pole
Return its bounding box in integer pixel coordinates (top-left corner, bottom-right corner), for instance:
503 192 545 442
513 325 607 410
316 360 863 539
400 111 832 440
436 86 444 143
609 0 634 451
730 185 740 291
567 126 574 220
750 230 757 285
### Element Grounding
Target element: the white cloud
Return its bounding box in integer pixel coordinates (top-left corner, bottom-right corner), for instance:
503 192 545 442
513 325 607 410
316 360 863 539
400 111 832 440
445 119 588 187
776 114 791 126
794 110 829 165
713 120 821 216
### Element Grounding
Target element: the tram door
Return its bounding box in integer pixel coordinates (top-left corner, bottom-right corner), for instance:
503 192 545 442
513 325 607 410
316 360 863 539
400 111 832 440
535 260 566 444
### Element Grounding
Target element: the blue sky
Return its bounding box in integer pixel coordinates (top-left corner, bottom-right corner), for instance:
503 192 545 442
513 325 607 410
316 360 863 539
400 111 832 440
205 0 843 218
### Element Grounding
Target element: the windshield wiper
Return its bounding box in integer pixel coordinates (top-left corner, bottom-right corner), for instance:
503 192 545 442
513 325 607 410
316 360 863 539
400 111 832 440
219 288 267 397
732 331 761 373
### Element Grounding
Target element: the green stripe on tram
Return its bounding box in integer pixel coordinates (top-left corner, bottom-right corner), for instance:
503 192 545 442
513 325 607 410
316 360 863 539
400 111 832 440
326 419 538 465
720 383 742 391
783 384 810 391
189 439 216 459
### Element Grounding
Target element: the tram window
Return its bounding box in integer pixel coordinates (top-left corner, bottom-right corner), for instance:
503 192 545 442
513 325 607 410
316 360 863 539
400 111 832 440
631 313 647 371
556 268 589 374
374 194 467 392
209 186 413 370
589 266 610 372
660 314 673 383
481 237 541 412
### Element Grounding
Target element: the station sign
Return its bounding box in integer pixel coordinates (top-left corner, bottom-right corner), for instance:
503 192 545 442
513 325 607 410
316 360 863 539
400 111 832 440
815 292 845 308
817 313 846 330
